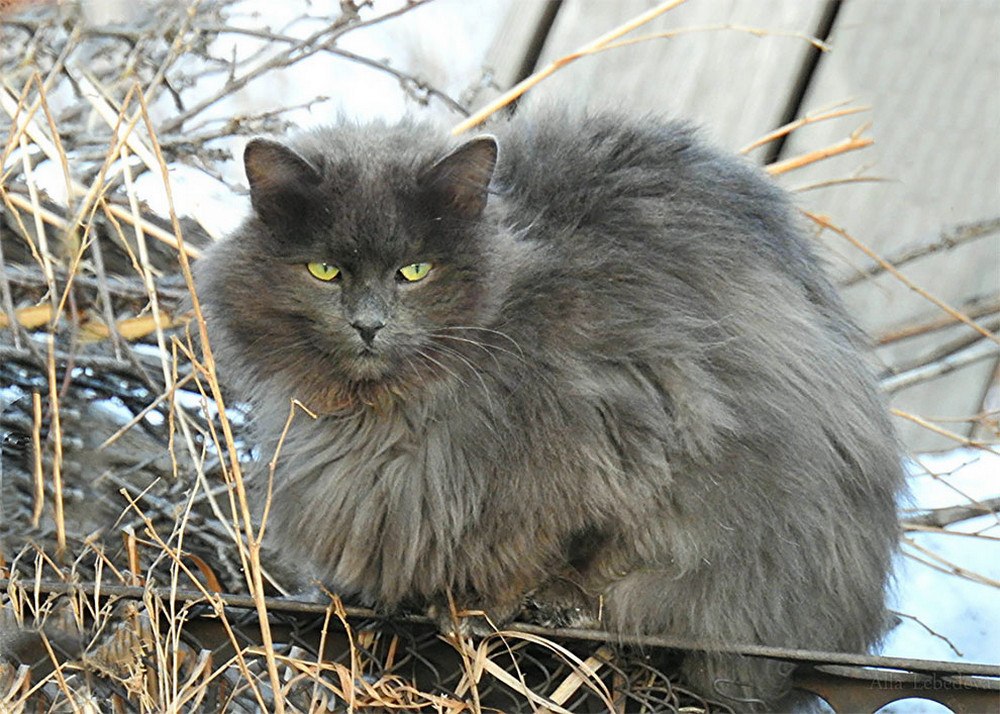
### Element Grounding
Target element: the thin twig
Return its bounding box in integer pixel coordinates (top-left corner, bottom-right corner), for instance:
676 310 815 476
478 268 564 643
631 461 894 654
902 537 1000 589
902 496 1000 529
765 130 873 176
892 408 996 451
840 216 1000 287
791 175 892 193
452 0 691 135
876 295 1000 345
741 101 869 154
806 212 1000 346
880 336 999 393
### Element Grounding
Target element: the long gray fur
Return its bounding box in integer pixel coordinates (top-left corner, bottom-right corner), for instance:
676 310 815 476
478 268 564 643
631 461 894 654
194 109 903 711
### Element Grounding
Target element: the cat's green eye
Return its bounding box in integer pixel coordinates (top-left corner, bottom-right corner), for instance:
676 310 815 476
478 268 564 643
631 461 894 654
398 262 432 282
306 262 341 281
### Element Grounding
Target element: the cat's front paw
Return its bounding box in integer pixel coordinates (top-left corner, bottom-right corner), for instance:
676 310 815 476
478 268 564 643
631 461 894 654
427 599 516 639
522 598 600 630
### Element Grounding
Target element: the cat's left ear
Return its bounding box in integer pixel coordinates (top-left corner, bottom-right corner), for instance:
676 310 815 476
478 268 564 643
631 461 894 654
420 135 498 219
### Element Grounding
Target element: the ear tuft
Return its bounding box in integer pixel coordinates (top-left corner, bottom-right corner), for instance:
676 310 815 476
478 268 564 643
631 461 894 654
420 135 498 219
243 138 323 226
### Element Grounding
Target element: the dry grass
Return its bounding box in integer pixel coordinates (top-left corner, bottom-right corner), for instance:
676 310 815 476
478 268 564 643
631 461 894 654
1 1 997 712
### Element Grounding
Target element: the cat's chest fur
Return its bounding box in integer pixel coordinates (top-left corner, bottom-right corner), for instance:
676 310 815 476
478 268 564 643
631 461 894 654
261 390 488 604
257 359 691 609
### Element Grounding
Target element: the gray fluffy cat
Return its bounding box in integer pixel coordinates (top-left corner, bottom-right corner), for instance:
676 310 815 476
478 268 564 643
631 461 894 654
195 110 903 710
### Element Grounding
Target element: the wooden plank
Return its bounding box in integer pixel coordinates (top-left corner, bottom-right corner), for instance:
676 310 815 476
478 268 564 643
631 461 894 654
467 0 561 110
510 0 829 153
472 0 997 450
775 0 1000 450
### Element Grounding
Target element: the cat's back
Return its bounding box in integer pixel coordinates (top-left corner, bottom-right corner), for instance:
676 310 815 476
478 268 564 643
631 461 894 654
492 110 713 233
488 110 844 357
492 110 806 265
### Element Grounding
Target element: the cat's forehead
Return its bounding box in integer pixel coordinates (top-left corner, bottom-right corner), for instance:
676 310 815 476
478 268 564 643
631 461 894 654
294 122 448 180
289 126 447 258
308 181 413 259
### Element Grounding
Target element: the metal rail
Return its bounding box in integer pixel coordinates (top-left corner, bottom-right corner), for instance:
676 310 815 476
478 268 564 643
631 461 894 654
2 579 996 712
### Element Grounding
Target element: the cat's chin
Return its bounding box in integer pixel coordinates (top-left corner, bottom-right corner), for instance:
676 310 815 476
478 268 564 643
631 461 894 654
347 349 393 381
304 354 418 412
298 376 409 414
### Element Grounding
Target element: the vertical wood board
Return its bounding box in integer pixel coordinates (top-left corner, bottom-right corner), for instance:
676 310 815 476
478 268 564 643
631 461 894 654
472 0 999 450
467 0 561 110
517 0 828 152
775 0 1000 448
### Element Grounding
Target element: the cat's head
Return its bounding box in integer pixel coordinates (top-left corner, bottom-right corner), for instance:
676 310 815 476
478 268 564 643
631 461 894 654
197 125 503 411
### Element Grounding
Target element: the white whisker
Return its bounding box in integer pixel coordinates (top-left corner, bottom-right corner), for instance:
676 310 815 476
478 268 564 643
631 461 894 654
435 325 526 359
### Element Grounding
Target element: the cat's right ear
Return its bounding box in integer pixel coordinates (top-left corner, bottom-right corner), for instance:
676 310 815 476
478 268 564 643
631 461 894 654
244 138 323 227
420 135 498 220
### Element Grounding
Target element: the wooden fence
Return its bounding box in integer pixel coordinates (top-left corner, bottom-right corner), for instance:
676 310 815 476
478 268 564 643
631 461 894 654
474 0 1000 451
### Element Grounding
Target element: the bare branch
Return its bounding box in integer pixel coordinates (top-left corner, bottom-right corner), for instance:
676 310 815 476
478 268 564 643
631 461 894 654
903 496 1000 530
807 212 1000 347
881 334 1000 393
876 295 1000 345
841 217 1000 287
159 1 435 134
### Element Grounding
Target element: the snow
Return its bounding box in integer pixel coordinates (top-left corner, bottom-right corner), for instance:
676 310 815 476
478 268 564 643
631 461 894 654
871 449 1000 712
132 164 242 239
882 449 1000 665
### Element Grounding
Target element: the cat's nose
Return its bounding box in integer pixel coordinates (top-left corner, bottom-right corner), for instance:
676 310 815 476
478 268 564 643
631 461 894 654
351 318 385 345
347 293 389 345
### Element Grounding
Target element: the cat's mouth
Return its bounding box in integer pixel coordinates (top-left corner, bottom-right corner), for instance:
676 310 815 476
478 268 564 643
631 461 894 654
347 344 394 381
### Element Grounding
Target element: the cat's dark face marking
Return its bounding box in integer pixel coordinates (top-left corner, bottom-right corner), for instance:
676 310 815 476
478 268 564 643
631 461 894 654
235 131 500 401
